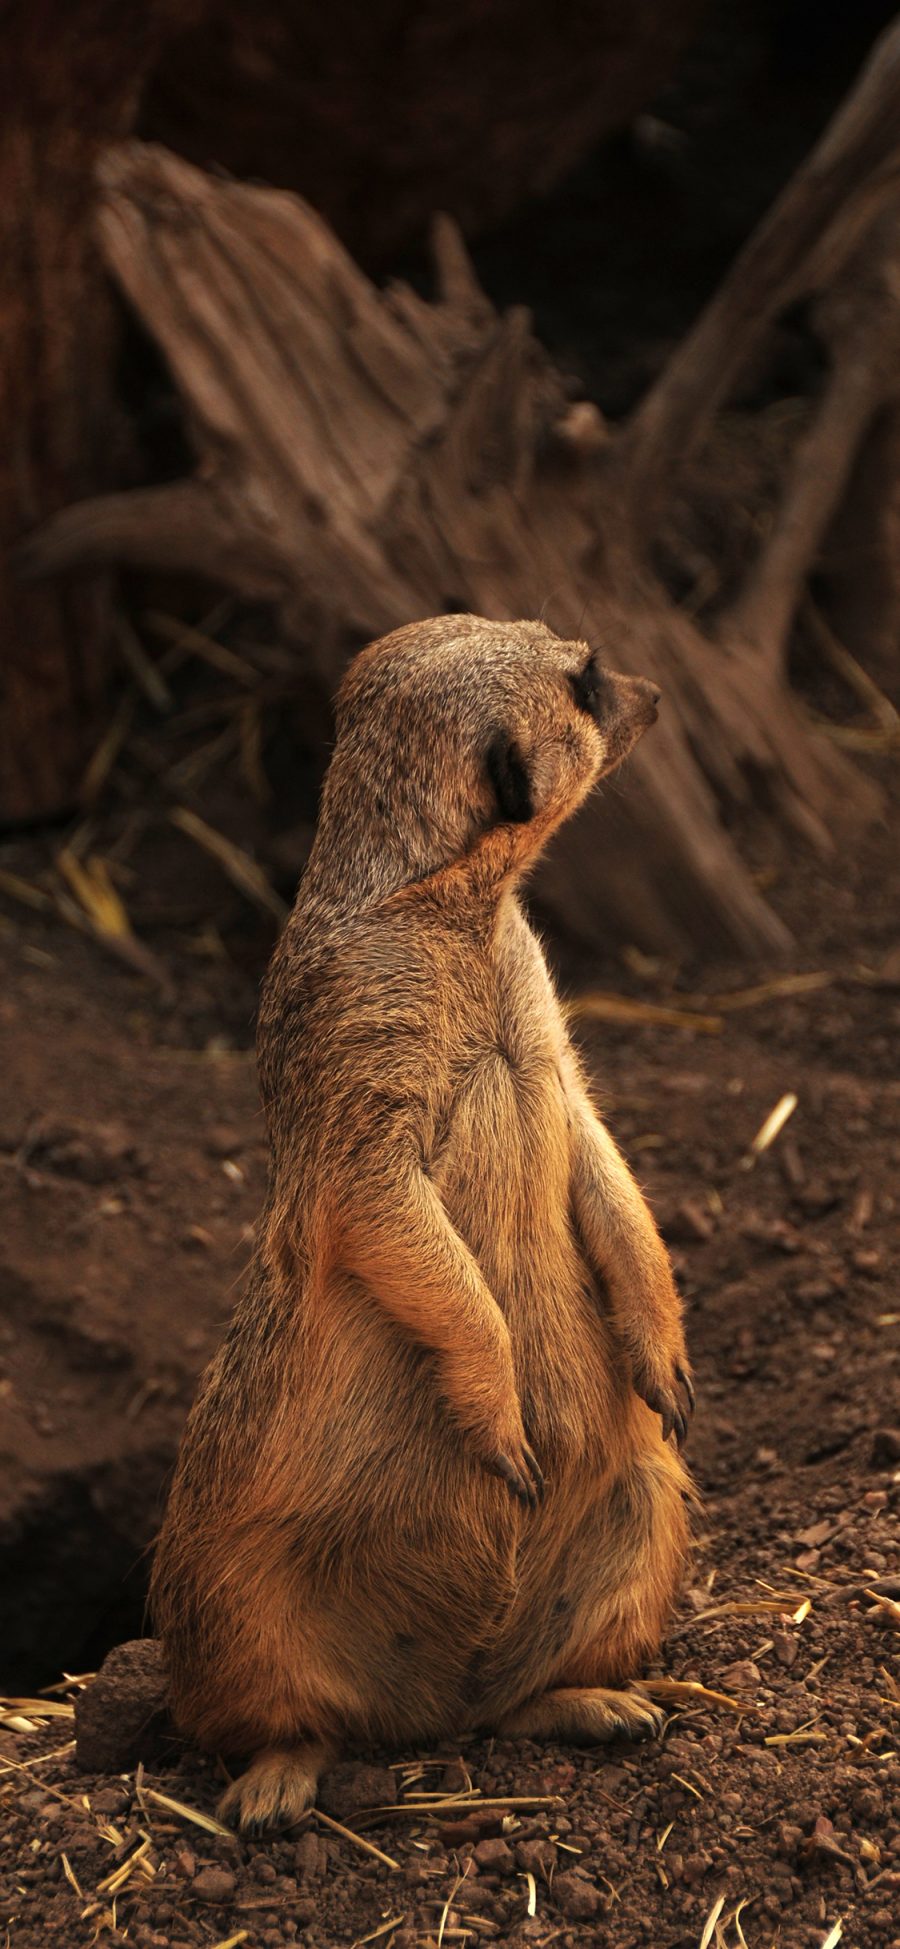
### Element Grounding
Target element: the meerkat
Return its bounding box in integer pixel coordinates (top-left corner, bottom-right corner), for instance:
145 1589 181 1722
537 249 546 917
151 614 693 1831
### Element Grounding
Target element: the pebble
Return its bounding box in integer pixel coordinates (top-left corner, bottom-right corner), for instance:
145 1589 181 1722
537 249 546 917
552 1870 602 1920
191 1866 236 1903
74 1639 170 1772
294 1832 321 1877
720 1659 762 1691
318 1761 397 1820
515 1838 557 1877
473 1837 515 1874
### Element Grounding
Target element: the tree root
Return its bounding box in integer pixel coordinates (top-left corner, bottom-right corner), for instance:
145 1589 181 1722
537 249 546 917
20 21 900 956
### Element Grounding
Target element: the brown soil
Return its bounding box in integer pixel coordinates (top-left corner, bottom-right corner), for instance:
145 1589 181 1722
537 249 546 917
1 741 898 1947
1 15 898 1936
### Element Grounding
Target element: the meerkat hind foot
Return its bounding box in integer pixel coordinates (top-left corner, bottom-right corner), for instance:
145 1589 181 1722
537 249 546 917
498 1684 664 1746
218 1738 332 1833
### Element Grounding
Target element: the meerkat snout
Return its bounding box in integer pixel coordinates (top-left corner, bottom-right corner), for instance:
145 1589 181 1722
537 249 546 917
588 668 661 778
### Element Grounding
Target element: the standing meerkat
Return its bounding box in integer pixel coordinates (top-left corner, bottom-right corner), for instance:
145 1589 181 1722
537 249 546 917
151 614 693 1830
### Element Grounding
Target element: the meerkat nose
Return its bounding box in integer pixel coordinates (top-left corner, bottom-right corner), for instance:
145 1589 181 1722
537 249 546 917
632 676 661 713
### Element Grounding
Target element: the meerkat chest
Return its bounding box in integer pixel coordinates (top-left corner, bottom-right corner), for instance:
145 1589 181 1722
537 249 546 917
446 945 560 1091
430 919 571 1222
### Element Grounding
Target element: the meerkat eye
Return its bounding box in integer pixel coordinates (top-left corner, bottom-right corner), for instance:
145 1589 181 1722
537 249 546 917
570 654 611 720
486 730 534 824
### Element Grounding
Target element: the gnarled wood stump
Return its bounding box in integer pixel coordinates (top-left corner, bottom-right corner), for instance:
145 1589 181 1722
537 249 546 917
22 19 900 955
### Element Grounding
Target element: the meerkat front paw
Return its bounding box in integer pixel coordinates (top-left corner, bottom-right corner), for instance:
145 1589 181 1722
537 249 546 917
468 1401 545 1508
491 1437 545 1508
437 1349 545 1507
632 1351 694 1447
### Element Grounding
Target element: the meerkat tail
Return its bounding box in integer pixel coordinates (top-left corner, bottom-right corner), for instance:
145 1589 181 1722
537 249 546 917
218 1737 335 1832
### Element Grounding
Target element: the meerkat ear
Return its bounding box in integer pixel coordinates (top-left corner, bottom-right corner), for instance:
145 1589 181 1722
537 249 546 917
486 731 534 825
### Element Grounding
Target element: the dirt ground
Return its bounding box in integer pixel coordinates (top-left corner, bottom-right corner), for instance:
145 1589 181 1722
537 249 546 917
1 730 898 1948
1 9 899 1940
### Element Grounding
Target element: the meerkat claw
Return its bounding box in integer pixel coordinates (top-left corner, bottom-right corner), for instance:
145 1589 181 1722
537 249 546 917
635 1360 693 1446
675 1361 695 1413
494 1449 541 1507
493 1453 528 1503
523 1443 546 1502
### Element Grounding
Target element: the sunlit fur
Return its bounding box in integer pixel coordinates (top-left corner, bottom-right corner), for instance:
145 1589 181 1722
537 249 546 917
151 616 691 1830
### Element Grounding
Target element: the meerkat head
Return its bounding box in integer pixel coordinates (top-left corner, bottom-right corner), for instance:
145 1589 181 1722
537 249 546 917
320 615 660 893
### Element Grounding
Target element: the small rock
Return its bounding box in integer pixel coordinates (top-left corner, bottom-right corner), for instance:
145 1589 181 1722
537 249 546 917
773 1631 799 1669
318 1761 397 1821
870 1428 900 1466
800 1817 855 1869
719 1660 761 1693
796 1519 835 1548
778 1823 804 1855
90 1787 130 1815
851 1785 884 1821
516 1838 557 1878
552 1870 602 1920
293 1832 322 1877
473 1837 515 1874
192 1866 236 1903
74 1639 170 1772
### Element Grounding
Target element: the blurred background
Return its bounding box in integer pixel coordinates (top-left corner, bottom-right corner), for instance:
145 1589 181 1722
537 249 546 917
0 0 897 1772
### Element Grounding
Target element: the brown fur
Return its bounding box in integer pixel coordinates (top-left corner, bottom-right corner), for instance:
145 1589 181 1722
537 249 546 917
151 616 692 1829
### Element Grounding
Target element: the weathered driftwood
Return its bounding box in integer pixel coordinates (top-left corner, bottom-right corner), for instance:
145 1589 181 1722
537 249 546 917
22 19 900 956
0 0 704 828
